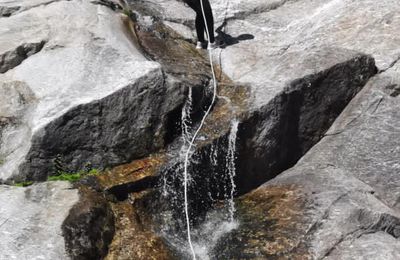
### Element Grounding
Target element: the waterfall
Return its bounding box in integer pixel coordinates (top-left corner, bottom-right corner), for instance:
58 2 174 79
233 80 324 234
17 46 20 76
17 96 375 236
182 80 217 259
157 106 240 259
157 0 239 254
181 86 193 147
226 120 239 222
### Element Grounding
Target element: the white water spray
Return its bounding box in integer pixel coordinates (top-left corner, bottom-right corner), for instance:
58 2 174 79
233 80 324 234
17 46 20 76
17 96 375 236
183 0 218 258
226 120 238 222
182 87 193 146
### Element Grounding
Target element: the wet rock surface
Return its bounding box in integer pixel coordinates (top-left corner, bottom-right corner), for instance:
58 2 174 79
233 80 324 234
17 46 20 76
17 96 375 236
62 186 115 260
214 185 311 259
105 192 174 260
132 0 400 258
224 63 400 259
66 155 176 260
0 0 399 259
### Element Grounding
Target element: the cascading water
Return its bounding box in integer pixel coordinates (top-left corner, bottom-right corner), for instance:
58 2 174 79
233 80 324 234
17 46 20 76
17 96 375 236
226 120 238 222
156 0 239 257
181 87 193 147
156 68 236 258
157 84 240 258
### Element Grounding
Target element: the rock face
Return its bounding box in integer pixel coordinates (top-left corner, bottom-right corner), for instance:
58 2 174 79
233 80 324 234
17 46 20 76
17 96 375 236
0 0 58 17
234 52 376 194
124 0 400 258
0 0 192 181
62 186 115 260
0 0 399 259
0 181 79 259
224 63 400 259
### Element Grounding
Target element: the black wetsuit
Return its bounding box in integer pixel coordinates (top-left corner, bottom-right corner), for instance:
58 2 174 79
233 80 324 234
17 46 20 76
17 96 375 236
184 0 215 43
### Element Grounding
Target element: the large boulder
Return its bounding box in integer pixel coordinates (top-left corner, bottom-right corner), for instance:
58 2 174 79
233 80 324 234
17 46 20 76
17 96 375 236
217 62 400 259
0 181 79 259
144 0 400 106
0 0 191 182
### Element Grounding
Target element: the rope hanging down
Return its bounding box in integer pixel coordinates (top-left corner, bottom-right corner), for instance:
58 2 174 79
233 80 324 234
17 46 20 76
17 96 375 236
182 0 218 259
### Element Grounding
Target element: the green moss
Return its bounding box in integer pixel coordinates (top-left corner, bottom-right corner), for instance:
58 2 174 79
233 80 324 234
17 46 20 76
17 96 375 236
14 181 34 187
122 8 133 17
48 172 82 182
47 169 100 183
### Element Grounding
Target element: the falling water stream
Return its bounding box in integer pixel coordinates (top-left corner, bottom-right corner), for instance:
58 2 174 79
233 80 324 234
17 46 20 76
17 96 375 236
157 80 240 258
182 0 222 257
226 120 238 222
158 1 239 257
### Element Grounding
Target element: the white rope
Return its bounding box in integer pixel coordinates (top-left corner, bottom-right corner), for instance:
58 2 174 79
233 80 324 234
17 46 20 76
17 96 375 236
183 0 218 259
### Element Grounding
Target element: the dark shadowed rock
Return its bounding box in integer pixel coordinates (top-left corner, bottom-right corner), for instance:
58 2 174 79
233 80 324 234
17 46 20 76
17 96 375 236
0 41 45 73
221 63 400 259
62 186 115 260
234 52 377 194
0 0 170 181
105 191 175 260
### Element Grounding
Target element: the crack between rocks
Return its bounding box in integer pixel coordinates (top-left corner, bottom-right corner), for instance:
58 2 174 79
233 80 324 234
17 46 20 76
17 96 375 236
320 227 367 259
91 0 123 11
281 191 355 257
222 0 300 23
324 95 384 137
315 193 400 259
296 189 390 259
304 191 352 238
0 6 20 17
1 0 71 17
0 218 9 229
0 40 46 73
321 214 400 259
378 55 400 73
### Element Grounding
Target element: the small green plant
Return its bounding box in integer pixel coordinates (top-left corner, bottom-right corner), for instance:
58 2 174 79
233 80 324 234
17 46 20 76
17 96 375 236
47 169 100 183
122 8 133 17
14 181 34 187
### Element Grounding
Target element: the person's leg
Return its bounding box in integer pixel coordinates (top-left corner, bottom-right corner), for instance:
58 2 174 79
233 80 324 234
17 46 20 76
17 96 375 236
200 0 215 43
184 0 206 43
195 10 206 43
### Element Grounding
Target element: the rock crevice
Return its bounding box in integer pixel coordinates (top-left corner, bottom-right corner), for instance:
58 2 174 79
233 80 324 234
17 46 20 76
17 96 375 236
0 41 46 73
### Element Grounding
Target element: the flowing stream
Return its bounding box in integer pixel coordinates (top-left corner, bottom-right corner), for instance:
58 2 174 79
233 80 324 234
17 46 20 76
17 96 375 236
158 0 239 255
158 85 239 258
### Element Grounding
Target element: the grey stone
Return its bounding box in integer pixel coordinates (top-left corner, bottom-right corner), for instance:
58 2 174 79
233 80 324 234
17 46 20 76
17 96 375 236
221 62 400 259
142 0 400 258
145 0 400 109
0 0 62 17
62 186 115 260
325 232 400 260
1 0 399 259
0 41 45 73
0 0 189 181
0 181 79 260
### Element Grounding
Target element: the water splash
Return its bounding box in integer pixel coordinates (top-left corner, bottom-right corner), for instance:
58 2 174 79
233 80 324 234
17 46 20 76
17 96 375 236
182 79 217 259
190 210 239 260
